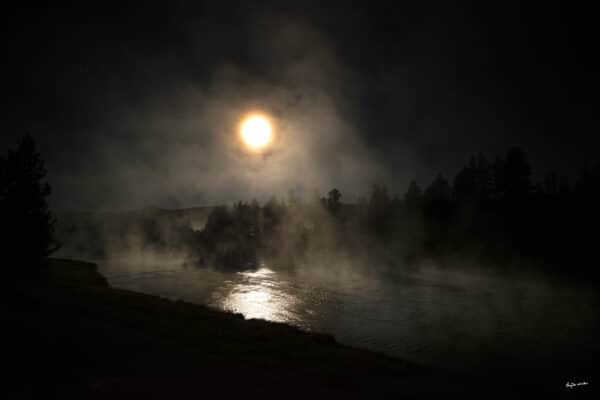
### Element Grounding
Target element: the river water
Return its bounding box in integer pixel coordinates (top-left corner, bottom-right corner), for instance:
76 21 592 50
99 259 599 372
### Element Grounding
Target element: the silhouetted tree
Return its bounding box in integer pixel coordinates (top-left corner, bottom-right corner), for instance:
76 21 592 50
421 174 454 250
1 134 58 274
494 147 532 201
404 180 423 211
453 154 493 204
365 184 395 238
423 174 453 219
542 171 559 197
574 162 600 197
369 184 390 208
326 188 342 214
453 157 477 202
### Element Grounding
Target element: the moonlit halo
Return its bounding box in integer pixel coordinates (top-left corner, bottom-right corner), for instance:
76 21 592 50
239 114 273 151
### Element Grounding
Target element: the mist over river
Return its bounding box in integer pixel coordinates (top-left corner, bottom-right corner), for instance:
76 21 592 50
99 260 599 373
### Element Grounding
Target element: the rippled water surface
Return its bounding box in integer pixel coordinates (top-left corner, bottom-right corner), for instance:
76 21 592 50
100 261 599 371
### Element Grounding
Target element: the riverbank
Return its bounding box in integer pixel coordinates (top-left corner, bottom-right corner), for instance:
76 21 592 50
4 258 592 398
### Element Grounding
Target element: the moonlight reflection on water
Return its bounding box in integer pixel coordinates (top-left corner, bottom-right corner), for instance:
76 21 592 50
218 268 300 324
101 261 599 372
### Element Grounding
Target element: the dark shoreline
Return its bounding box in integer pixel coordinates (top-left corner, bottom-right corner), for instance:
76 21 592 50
5 258 595 398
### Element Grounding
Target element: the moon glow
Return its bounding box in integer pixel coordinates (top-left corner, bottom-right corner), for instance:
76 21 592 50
239 114 273 151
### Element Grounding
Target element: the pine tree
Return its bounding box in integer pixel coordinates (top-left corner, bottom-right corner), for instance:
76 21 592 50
0 134 58 274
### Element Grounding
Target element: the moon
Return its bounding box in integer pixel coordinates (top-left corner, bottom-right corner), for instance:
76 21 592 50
239 114 273 151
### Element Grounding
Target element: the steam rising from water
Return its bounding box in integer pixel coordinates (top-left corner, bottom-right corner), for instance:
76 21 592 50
48 19 387 211
100 259 599 372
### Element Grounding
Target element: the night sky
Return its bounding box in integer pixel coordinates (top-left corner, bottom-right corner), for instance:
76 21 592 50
2 2 598 210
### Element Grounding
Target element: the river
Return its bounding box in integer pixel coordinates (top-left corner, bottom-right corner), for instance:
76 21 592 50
99 259 599 373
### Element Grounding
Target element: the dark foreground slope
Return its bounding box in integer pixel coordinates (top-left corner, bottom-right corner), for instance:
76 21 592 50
4 259 594 399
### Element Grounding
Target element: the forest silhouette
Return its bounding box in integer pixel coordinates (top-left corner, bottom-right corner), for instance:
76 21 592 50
192 147 600 279
49 138 600 281
3 134 598 279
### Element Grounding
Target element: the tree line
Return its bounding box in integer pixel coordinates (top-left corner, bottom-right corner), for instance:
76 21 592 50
3 134 599 280
197 147 600 278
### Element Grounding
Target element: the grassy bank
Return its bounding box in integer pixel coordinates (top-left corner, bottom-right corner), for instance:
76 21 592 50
4 259 590 398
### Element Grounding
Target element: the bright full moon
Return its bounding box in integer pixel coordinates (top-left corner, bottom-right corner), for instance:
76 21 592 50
240 114 273 150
